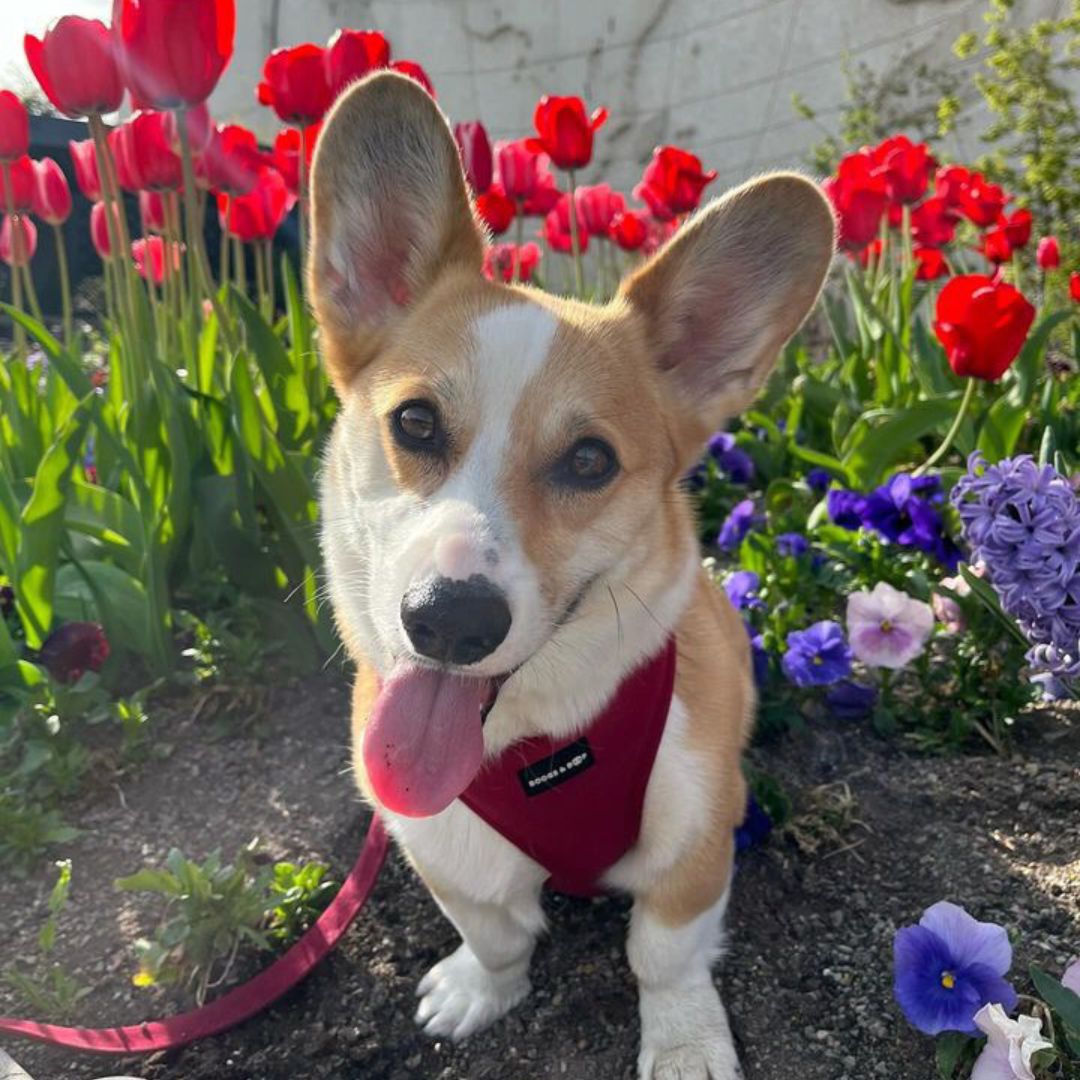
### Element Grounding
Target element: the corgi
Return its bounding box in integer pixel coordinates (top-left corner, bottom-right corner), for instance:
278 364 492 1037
309 71 834 1079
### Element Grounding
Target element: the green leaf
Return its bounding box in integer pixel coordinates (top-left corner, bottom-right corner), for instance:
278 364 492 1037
842 399 959 487
959 565 1029 648
935 1032 974 1078
1031 965 1080 1035
114 868 183 896
977 391 1028 462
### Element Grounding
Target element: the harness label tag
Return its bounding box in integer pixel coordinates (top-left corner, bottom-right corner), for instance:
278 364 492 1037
518 738 595 797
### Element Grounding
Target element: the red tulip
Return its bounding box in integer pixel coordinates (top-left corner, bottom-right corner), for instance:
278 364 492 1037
69 139 102 201
325 28 390 96
910 197 957 249
955 172 1007 228
1000 207 1032 249
37 621 109 683
25 17 124 118
270 125 319 195
635 145 717 220
164 102 213 158
1 156 35 214
642 216 678 256
934 274 1035 381
980 227 1012 265
90 201 119 258
1070 272 1080 304
0 92 29 163
139 190 168 232
476 183 516 235
528 95 607 171
110 111 183 192
483 241 541 283
217 165 295 242
871 135 935 205
822 151 888 252
389 60 435 97
934 164 971 209
1036 236 1060 270
853 237 885 269
914 247 949 281
455 121 493 195
495 139 547 202
573 183 625 235
132 235 182 283
199 123 265 196
609 208 648 251
257 43 333 126
544 193 589 253
113 0 235 109
31 158 73 225
0 214 36 266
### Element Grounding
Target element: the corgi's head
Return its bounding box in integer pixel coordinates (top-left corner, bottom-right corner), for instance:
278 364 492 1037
310 73 834 817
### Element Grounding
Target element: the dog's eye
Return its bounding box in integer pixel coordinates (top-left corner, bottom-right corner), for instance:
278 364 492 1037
552 438 619 491
392 400 443 452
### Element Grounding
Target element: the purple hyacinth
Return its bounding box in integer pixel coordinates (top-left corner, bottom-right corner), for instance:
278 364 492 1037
718 499 757 552
708 432 755 484
894 901 1017 1035
953 453 1080 681
725 570 764 610
781 621 852 687
777 532 809 558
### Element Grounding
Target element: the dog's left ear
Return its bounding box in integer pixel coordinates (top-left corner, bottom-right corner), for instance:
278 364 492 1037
620 172 835 446
308 71 486 390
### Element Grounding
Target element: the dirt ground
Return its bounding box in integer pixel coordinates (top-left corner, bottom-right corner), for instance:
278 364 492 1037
1 670 1077 1080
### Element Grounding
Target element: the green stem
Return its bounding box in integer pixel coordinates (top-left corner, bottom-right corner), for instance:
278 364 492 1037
176 106 237 352
20 262 44 326
298 125 309 274
914 378 977 477
254 234 268 317
512 205 524 284
2 165 25 359
264 240 275 317
566 169 584 298
51 224 74 349
233 236 246 296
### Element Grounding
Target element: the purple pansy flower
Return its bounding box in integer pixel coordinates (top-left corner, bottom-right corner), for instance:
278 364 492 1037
735 793 773 853
708 432 755 484
717 499 757 552
725 570 764 611
827 489 868 530
893 901 1018 1035
747 626 769 688
806 468 832 493
777 532 809 558
781 621 852 687
825 679 877 720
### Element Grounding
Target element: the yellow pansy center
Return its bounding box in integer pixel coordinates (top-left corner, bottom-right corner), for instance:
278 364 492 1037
812 654 824 665
940 971 956 990
880 619 893 633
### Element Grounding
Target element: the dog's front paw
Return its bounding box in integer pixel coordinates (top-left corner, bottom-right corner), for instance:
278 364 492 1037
638 983 743 1080
415 944 531 1041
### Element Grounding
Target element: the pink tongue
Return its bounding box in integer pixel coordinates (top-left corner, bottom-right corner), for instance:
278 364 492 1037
363 663 489 818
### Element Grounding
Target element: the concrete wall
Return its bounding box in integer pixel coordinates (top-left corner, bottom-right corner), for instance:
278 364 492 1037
213 0 1077 193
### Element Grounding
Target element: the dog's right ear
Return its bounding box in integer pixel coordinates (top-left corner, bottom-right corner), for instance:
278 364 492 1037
308 72 486 391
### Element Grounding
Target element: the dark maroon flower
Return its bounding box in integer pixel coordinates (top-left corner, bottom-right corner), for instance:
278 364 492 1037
454 121 493 195
38 621 110 683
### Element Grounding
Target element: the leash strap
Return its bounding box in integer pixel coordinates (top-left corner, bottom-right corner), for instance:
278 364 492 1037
0 815 389 1055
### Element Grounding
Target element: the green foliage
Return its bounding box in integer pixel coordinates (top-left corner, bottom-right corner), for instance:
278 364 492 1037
116 842 335 1004
2 860 91 1020
955 0 1080 236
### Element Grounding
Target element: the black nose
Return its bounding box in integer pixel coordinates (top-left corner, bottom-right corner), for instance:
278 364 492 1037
401 575 512 666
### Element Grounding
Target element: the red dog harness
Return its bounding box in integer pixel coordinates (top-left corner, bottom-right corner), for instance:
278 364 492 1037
461 639 677 897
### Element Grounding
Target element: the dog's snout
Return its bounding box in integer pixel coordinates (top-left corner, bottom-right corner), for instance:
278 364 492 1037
401 575 511 666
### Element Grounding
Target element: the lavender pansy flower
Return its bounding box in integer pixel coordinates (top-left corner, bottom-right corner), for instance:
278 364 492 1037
1063 958 1080 996
846 582 934 669
781 621 852 687
893 900 1018 1035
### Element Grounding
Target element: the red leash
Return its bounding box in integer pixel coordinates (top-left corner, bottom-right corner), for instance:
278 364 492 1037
0 815 389 1055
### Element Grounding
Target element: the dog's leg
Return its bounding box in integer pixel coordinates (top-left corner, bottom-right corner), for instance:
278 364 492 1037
629 875 742 1079
415 881 543 1041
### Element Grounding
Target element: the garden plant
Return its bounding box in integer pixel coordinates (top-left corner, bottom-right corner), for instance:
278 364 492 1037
0 0 1077 1078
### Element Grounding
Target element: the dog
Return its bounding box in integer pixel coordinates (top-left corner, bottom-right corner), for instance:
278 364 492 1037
309 71 834 1079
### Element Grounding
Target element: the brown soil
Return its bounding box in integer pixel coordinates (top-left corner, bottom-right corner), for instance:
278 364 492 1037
1 672 1077 1080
